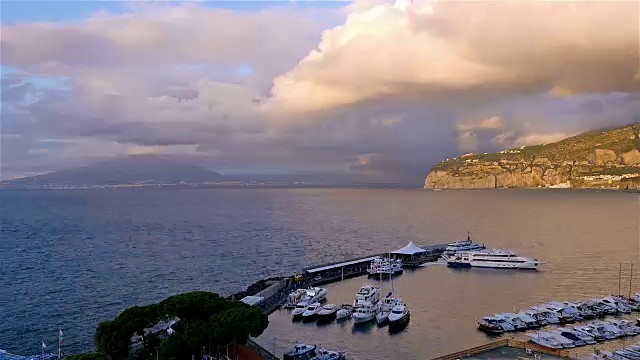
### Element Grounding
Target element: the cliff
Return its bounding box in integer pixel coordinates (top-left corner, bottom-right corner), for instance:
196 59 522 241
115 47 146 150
425 123 640 189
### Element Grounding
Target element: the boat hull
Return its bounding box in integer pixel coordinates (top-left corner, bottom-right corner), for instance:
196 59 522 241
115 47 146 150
389 312 410 332
317 312 337 324
353 314 375 324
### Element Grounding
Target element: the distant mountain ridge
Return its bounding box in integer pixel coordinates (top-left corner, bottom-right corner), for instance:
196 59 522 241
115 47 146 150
425 123 640 190
3 155 224 187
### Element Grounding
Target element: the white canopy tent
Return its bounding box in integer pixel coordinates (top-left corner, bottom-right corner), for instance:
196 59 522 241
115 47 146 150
391 241 427 255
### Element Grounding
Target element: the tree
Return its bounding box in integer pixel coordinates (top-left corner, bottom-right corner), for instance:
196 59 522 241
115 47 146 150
94 292 268 360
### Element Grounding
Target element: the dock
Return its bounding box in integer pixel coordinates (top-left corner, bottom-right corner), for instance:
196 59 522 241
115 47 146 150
432 338 580 360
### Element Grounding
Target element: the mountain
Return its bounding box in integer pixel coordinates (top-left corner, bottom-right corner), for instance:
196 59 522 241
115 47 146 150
425 123 640 190
3 155 224 187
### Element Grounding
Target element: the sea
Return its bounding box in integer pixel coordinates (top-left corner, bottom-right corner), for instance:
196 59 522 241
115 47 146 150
1 188 639 359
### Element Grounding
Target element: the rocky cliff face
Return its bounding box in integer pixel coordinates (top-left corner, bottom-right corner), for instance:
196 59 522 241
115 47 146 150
425 124 640 190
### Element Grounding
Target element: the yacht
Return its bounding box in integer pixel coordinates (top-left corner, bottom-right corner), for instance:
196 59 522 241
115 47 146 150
557 328 593 345
542 303 575 323
607 319 639 336
368 257 403 277
291 303 307 321
600 297 631 313
443 232 486 255
283 342 316 360
526 331 563 349
444 249 542 270
336 304 353 321
317 304 338 324
353 284 381 308
514 312 541 329
284 289 308 309
477 316 512 333
530 307 561 324
494 313 527 330
352 302 377 324
376 292 403 325
573 325 605 342
388 304 410 332
520 310 548 326
545 330 576 348
301 302 322 322
592 321 624 338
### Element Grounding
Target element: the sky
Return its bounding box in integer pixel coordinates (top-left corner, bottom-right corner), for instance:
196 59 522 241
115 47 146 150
1 0 639 181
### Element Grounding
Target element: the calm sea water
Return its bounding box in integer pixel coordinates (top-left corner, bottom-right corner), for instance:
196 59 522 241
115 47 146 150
1 188 638 359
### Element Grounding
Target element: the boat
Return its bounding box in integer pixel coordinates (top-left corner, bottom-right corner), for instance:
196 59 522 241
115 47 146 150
444 249 542 270
592 320 624 338
573 325 606 342
545 330 576 348
376 293 403 325
477 317 507 334
336 304 353 321
317 304 338 324
494 313 527 331
284 289 308 309
520 310 548 326
292 303 307 321
600 297 631 313
301 302 322 322
543 303 576 323
514 312 541 329
530 307 561 324
283 342 317 360
388 304 410 332
367 257 403 277
313 347 346 360
443 232 486 255
607 319 639 336
353 284 381 308
352 302 377 324
550 328 587 346
526 331 563 349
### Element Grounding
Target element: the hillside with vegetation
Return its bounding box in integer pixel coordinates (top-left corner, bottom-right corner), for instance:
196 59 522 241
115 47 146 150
425 123 640 190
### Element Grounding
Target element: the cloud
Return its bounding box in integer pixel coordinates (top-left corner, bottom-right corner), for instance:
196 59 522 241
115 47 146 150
1 1 638 182
270 0 639 112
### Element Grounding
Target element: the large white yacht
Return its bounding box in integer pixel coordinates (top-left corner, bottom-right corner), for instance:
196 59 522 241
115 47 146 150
353 284 381 308
352 302 377 324
443 249 542 270
443 232 486 255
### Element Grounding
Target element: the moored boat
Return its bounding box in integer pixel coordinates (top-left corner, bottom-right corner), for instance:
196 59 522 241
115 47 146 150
388 304 410 332
317 304 338 324
352 302 377 324
353 284 381 308
444 249 542 270
301 302 322 322
336 304 353 321
443 232 485 255
283 342 316 360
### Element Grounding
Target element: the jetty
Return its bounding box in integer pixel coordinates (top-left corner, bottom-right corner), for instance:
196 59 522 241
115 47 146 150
432 338 579 359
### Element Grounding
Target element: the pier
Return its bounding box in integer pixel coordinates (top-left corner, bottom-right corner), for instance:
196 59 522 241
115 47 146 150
432 338 579 360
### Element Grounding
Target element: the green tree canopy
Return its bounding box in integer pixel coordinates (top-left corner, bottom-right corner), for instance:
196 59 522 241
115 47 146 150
94 291 268 360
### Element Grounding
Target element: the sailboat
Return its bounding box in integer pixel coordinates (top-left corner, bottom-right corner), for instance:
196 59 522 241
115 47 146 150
376 254 404 326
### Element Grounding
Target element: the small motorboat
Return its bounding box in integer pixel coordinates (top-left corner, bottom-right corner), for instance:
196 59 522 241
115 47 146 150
526 331 563 349
352 303 376 324
302 302 322 322
495 313 527 331
291 303 307 321
388 304 410 332
336 304 353 321
477 317 504 334
283 342 316 360
573 325 605 342
317 304 338 324
314 347 346 360
284 289 307 309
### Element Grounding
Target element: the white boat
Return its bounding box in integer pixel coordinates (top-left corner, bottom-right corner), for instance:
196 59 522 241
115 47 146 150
317 304 338 324
443 232 486 255
376 294 403 325
592 320 624 338
545 330 576 348
388 304 410 332
314 347 346 360
336 304 353 321
368 257 403 276
526 331 563 349
520 310 548 326
352 302 377 324
530 306 561 324
551 328 587 346
607 319 639 336
600 297 631 313
353 284 381 308
283 342 317 360
291 303 307 321
284 289 308 309
444 249 542 270
573 325 606 342
301 302 322 322
494 313 527 331
514 312 541 329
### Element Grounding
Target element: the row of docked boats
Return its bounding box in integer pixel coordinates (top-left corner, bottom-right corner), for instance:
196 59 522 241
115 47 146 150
527 319 640 349
478 295 640 334
283 342 346 360
292 303 354 323
592 342 640 359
